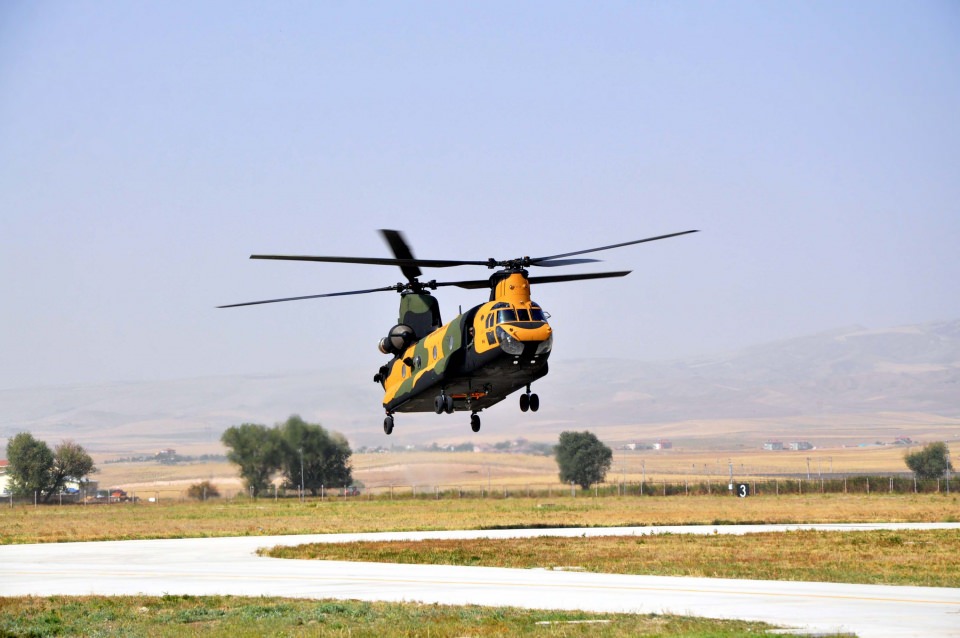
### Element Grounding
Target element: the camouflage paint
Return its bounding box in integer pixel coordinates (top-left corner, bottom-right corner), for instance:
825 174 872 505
382 313 463 406
398 293 441 339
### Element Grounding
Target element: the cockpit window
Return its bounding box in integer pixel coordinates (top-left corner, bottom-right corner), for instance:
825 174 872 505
516 308 531 321
496 309 517 323
530 308 545 321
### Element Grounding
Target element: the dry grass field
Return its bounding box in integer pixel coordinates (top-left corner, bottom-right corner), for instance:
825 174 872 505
88 445 938 500
266 528 960 587
2 494 957 545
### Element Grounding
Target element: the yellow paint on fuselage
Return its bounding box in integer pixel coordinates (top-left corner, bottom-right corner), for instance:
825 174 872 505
496 272 532 304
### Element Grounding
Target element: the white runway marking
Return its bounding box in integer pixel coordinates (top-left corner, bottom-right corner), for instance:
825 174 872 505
2 524 959 637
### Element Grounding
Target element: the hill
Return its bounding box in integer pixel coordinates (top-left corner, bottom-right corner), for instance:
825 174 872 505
2 320 958 454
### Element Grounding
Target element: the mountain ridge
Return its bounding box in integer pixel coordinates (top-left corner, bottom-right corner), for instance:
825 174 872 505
2 319 958 453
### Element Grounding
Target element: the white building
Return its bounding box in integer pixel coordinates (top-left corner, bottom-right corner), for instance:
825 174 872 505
0 460 10 495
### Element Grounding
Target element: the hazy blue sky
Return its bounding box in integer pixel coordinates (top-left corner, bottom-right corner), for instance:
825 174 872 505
1 2 958 390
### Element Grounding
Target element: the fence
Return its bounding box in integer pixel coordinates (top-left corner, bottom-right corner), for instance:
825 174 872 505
5 474 957 507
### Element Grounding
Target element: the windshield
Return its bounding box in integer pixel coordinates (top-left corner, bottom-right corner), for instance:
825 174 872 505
496 309 517 323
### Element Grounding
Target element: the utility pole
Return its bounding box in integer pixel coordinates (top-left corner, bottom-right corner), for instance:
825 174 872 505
299 447 304 502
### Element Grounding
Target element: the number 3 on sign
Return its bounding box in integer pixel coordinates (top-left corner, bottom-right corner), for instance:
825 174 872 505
737 483 749 498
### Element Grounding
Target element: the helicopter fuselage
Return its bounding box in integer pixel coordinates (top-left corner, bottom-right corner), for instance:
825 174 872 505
379 271 553 415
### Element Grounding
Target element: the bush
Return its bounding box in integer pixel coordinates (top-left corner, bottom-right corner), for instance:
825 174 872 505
186 480 220 500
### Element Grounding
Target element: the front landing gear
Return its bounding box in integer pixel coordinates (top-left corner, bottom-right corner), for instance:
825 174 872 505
434 393 454 414
383 414 394 435
470 413 481 432
519 385 540 413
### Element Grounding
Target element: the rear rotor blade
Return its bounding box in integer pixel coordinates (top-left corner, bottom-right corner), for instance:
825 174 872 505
533 230 698 263
380 229 422 282
250 254 490 268
218 285 399 308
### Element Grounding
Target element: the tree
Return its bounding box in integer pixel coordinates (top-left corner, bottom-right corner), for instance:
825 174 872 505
277 415 352 495
905 442 953 480
554 430 613 490
6 434 97 502
6 432 54 499
49 440 96 500
221 423 282 497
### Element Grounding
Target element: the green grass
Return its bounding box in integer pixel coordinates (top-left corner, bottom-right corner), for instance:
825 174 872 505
265 528 960 587
0 595 812 637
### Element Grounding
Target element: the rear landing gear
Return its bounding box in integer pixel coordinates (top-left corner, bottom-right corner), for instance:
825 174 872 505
383 415 394 435
470 413 481 432
519 386 540 413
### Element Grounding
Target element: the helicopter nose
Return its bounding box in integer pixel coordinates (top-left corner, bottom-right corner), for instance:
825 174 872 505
496 323 553 358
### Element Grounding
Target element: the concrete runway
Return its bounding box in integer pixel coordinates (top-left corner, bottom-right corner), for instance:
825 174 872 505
2 523 959 637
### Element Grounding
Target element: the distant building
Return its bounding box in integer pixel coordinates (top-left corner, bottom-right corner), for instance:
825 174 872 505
155 449 178 464
788 441 814 451
763 441 784 451
0 459 9 495
652 440 672 450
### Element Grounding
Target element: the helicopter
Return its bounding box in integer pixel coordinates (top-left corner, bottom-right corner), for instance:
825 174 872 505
219 229 697 435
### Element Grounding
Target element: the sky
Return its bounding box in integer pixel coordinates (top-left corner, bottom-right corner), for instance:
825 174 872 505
1 1 958 390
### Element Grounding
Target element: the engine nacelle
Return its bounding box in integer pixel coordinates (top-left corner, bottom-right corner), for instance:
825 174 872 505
378 324 416 355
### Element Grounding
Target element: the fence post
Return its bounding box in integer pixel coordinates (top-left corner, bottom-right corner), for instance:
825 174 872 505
866 477 870 494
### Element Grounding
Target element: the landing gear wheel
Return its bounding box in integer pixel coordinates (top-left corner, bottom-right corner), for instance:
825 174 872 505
383 415 394 435
529 393 539 412
444 394 455 414
519 393 529 412
470 413 481 432
434 395 445 415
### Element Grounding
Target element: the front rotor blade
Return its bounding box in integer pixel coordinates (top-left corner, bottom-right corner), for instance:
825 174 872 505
533 230 698 263
527 270 632 285
533 258 601 267
432 270 634 290
218 285 399 308
433 279 492 290
380 229 421 282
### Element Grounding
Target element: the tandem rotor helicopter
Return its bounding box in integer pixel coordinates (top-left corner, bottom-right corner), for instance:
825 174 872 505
220 229 697 435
